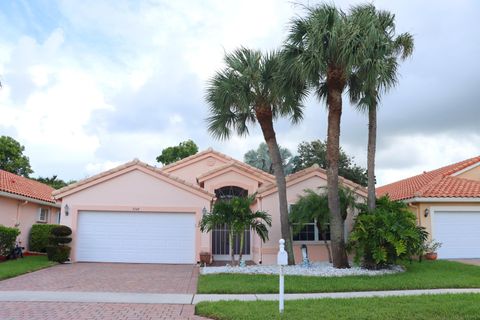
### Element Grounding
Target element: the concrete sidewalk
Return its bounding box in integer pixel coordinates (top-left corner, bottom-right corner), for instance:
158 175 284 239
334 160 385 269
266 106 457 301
1 288 479 305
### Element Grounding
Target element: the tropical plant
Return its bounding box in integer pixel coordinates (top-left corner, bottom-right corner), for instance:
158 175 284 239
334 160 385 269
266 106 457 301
423 239 442 254
292 140 367 186
290 187 360 263
156 140 199 165
244 143 294 174
348 5 414 210
347 196 428 269
206 48 306 264
284 4 370 268
230 195 271 263
199 195 271 265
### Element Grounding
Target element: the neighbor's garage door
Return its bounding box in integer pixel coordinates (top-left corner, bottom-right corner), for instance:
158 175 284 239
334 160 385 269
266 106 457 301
434 210 480 259
77 211 196 263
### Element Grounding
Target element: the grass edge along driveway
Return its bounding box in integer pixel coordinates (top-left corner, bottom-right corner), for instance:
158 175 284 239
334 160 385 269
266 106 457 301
0 256 56 281
198 260 480 294
195 293 480 320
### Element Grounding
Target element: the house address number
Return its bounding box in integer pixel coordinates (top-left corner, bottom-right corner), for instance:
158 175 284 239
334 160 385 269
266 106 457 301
132 207 140 211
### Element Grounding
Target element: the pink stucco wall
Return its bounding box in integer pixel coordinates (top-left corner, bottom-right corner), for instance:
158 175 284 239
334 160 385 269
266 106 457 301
59 166 212 262
203 170 261 195
257 173 363 265
0 195 59 250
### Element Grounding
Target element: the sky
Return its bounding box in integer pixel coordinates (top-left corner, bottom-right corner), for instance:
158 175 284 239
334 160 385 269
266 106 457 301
0 0 479 186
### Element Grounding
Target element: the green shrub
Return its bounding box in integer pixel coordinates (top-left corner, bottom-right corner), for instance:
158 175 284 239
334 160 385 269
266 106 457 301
47 225 72 263
347 196 428 269
46 245 71 263
29 224 57 252
0 225 20 256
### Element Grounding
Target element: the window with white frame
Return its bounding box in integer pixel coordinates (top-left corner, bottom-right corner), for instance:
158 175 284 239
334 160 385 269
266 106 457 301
37 208 49 222
289 204 330 242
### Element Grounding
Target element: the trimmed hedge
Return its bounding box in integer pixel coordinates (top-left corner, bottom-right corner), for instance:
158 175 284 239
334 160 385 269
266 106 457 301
0 225 20 256
29 224 57 252
47 225 72 263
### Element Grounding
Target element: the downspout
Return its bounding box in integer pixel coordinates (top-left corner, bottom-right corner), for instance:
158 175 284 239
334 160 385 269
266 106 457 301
408 203 420 226
16 200 29 227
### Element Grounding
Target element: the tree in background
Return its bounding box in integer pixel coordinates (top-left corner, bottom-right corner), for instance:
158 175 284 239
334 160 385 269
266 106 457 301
244 142 294 175
35 175 76 190
206 48 307 265
156 140 198 165
292 140 367 186
0 136 33 177
348 5 414 211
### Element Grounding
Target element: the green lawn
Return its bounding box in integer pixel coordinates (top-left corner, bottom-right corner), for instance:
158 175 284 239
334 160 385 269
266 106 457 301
198 260 480 294
0 256 56 281
196 293 480 320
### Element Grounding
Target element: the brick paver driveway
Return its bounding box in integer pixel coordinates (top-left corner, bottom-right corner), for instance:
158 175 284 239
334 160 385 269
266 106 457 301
0 263 207 319
0 263 198 293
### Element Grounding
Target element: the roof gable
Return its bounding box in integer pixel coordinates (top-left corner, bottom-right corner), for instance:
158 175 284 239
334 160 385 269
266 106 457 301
258 164 367 197
197 161 274 184
162 148 275 182
0 170 55 204
53 159 214 200
377 156 480 200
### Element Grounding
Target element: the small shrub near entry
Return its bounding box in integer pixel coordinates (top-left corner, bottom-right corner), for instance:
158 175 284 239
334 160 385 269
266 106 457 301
347 196 428 270
0 225 20 257
46 225 72 263
29 224 57 252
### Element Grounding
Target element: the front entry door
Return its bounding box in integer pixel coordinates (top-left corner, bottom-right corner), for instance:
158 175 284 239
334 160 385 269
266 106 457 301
212 224 251 261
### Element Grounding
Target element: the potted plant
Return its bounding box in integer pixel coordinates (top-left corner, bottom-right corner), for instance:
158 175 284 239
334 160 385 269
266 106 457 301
423 239 442 260
199 252 211 266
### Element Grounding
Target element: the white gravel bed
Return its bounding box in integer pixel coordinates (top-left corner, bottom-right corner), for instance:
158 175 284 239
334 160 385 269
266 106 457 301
200 262 404 277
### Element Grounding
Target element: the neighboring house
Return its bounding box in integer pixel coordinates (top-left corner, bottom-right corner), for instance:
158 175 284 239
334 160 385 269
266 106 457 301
0 170 61 250
53 148 366 265
377 156 480 260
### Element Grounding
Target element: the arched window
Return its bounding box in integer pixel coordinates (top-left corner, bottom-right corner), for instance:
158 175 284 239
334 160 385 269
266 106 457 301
214 186 247 200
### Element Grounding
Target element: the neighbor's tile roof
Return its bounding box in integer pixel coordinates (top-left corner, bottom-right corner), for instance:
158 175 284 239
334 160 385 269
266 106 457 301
0 169 55 203
377 156 480 200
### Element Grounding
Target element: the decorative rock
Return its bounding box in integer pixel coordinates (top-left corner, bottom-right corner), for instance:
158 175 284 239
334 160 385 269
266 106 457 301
200 262 404 277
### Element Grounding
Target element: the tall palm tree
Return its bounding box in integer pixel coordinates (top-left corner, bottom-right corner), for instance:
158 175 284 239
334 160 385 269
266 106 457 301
349 5 414 211
284 4 368 268
206 48 306 265
230 195 272 263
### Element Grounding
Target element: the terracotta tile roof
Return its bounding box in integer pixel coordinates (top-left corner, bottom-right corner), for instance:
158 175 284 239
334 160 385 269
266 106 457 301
53 159 214 198
0 170 55 203
161 148 275 182
377 156 480 200
258 164 367 196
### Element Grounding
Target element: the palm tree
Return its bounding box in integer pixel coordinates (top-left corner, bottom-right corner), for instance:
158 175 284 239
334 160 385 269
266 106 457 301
290 187 360 263
206 48 306 265
284 4 368 268
199 199 238 265
230 195 272 263
348 5 414 211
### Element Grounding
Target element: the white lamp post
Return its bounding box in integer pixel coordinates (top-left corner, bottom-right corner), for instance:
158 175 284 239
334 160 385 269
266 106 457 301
277 238 288 314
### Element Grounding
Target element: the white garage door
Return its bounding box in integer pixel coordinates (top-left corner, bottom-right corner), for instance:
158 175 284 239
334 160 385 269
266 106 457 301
434 210 480 259
77 211 196 264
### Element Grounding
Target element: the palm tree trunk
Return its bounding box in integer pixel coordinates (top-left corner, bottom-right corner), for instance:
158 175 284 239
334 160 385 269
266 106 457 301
326 66 349 269
229 230 235 266
239 230 244 263
318 223 332 263
367 101 377 211
255 106 295 265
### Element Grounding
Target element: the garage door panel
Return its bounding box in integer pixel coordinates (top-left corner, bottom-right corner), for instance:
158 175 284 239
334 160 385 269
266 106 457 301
77 211 196 264
434 211 480 259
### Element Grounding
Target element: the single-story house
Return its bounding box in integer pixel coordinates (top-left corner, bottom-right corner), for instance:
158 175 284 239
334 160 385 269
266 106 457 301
0 170 61 249
53 148 366 265
377 156 480 259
